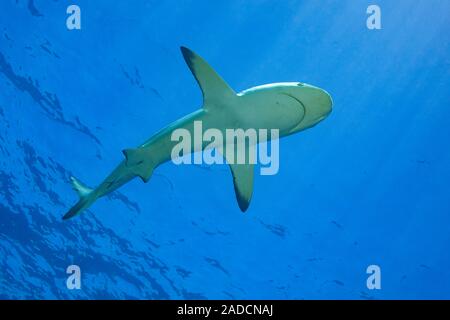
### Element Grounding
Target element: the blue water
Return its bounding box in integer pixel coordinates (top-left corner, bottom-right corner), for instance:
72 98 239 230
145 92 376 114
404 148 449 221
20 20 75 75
0 0 449 299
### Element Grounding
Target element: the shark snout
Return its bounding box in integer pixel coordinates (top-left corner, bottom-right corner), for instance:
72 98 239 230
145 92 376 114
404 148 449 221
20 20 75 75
284 85 333 133
319 89 333 118
310 88 332 125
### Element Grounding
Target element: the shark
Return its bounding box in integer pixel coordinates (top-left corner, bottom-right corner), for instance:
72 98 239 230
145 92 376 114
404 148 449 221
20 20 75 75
63 46 332 220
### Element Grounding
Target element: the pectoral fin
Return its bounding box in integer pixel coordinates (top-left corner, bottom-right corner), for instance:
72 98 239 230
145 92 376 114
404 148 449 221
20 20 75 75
218 146 255 212
180 46 235 109
229 162 255 212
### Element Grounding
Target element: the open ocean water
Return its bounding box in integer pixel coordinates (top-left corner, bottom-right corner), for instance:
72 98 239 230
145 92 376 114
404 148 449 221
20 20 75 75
0 0 449 299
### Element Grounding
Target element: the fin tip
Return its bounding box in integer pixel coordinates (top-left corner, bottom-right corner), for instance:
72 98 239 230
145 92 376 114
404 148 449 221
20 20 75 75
180 46 195 67
237 197 250 212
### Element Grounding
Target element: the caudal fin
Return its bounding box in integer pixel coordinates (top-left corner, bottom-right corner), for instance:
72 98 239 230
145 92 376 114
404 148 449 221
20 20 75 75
62 177 94 220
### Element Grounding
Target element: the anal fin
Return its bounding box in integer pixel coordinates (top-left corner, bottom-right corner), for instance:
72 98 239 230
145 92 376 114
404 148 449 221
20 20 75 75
122 147 153 183
122 148 145 166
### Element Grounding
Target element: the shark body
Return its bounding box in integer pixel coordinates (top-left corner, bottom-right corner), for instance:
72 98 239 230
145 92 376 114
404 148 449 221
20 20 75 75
63 47 332 220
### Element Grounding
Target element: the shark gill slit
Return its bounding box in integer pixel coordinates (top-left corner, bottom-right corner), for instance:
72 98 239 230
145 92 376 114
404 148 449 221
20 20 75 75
282 93 307 128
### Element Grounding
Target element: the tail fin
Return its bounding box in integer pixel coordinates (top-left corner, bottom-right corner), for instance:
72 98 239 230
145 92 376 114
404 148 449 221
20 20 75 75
70 176 92 198
62 177 94 220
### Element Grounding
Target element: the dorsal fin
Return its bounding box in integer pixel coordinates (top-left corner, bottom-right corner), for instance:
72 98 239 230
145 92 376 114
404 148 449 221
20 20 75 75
180 46 235 109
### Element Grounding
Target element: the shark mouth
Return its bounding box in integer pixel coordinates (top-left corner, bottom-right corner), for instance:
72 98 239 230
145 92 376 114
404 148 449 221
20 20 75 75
282 93 307 133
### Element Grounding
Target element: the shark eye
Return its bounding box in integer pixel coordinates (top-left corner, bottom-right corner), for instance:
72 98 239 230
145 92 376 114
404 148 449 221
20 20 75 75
297 82 305 87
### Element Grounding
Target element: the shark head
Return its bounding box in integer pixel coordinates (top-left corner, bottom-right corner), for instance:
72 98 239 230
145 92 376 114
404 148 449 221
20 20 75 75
281 82 333 133
238 82 332 135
